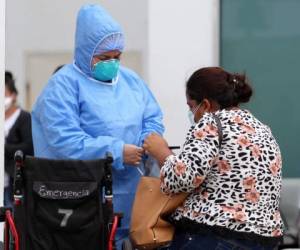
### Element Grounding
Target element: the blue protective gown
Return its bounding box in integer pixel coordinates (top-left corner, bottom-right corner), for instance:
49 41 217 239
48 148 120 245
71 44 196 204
31 4 164 240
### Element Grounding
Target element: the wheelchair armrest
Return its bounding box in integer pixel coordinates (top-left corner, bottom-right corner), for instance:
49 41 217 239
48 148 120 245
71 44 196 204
105 152 113 164
14 150 24 163
114 213 123 227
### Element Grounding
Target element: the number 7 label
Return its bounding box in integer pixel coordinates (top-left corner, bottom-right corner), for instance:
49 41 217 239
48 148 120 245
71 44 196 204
58 209 73 227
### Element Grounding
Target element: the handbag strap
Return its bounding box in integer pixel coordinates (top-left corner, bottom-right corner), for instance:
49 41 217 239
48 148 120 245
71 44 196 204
212 113 223 150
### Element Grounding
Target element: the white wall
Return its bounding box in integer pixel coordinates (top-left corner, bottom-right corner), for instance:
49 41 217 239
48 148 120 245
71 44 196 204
147 0 220 145
5 0 148 107
1 0 5 236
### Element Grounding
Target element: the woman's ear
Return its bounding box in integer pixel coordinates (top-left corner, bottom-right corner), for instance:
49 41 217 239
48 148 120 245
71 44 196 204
202 98 220 112
201 98 212 112
194 98 211 123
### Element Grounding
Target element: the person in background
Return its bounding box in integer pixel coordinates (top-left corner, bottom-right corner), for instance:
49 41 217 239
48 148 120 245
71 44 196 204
144 67 283 250
4 71 33 207
31 4 164 246
53 64 65 74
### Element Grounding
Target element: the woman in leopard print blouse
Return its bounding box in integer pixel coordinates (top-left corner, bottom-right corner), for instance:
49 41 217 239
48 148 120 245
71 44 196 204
143 67 282 250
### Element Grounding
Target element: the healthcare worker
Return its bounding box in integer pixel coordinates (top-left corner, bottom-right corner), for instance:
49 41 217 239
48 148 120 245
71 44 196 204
31 4 164 246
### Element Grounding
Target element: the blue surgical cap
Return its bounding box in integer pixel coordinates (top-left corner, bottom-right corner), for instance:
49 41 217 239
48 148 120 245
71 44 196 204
94 33 125 56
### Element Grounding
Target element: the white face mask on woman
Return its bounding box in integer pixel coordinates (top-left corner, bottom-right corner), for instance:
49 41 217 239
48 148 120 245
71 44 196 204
4 96 13 111
188 103 202 125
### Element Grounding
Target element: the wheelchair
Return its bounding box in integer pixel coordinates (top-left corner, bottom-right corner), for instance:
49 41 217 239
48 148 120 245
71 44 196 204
0 150 131 250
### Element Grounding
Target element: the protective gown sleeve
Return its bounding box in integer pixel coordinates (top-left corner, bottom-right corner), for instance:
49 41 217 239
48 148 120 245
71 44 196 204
138 82 165 145
37 81 125 170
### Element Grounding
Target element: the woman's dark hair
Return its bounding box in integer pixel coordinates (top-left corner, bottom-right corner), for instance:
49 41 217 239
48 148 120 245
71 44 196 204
186 67 252 109
5 71 18 95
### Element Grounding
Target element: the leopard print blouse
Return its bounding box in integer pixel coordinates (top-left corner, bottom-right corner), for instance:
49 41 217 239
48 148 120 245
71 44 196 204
160 109 283 239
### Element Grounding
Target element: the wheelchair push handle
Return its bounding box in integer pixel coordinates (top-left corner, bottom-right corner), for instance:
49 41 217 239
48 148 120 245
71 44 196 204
14 150 24 163
14 150 24 205
104 152 113 201
105 152 113 164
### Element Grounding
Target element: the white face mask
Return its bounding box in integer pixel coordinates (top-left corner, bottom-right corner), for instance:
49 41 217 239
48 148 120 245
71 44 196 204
4 96 13 111
188 103 201 125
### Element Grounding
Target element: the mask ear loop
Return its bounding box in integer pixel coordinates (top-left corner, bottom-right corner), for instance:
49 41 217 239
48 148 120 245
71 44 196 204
192 102 202 114
137 167 144 176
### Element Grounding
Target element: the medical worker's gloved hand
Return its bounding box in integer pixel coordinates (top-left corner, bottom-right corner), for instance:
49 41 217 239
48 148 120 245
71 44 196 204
123 144 144 166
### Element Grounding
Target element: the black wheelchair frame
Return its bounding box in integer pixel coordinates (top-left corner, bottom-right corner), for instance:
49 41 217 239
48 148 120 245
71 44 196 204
0 151 122 250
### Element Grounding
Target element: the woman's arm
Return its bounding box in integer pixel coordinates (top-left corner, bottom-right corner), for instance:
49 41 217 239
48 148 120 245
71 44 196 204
160 113 220 194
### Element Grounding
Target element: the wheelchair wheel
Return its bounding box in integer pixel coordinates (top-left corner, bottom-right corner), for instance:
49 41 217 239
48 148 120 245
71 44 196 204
121 238 134 250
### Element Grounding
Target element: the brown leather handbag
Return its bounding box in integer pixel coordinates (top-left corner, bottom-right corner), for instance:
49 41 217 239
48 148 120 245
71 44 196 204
130 176 188 249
